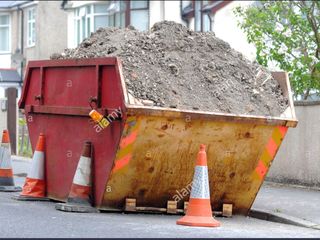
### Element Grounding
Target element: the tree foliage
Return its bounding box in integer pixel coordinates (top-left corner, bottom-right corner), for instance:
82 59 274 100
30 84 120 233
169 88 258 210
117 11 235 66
235 1 320 99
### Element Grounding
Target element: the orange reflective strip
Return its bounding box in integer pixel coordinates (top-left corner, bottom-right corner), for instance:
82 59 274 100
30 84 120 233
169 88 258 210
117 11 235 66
255 160 267 179
253 126 288 180
112 154 132 173
119 130 138 149
21 177 45 198
69 183 90 199
266 138 278 158
278 126 288 138
0 168 13 177
111 118 139 173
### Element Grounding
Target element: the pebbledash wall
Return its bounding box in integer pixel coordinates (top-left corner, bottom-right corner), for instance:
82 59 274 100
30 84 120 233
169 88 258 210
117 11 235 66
267 101 320 188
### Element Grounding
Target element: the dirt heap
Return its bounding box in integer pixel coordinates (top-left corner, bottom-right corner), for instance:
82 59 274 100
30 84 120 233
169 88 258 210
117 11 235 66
52 21 289 116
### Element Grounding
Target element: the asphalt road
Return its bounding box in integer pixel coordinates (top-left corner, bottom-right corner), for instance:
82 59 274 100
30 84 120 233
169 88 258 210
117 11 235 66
0 157 317 238
0 191 319 238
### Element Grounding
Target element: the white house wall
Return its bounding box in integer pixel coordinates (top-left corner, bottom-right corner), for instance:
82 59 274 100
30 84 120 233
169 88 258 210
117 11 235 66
0 54 11 68
160 1 183 25
149 1 164 27
212 1 256 61
67 10 75 48
70 1 97 8
149 1 183 27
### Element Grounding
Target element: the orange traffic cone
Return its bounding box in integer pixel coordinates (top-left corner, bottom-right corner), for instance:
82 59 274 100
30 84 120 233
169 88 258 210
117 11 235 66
55 141 98 213
14 133 48 201
0 130 21 192
177 144 220 227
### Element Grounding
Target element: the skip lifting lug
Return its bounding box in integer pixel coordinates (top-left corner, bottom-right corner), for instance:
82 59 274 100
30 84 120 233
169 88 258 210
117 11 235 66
34 95 42 101
34 95 43 101
89 96 99 110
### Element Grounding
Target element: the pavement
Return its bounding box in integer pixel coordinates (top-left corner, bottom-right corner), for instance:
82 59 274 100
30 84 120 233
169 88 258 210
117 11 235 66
252 182 320 229
0 156 317 238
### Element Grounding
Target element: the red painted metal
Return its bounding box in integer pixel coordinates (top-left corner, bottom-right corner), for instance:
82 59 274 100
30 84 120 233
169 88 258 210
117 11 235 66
18 57 127 207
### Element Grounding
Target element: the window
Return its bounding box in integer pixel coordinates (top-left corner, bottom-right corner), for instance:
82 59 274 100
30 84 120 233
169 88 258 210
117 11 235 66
74 1 149 46
107 1 126 29
94 4 108 30
27 8 36 47
74 2 127 45
130 1 149 31
0 14 10 52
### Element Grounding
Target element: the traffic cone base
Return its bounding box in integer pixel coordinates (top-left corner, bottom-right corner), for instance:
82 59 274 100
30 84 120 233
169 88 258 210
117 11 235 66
21 177 45 197
69 183 90 200
55 141 98 213
12 194 49 201
0 130 21 192
13 178 49 201
177 216 221 227
177 199 220 227
14 133 48 200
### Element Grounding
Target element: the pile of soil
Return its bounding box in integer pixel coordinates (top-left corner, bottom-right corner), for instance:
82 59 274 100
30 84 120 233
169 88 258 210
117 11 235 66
52 21 289 116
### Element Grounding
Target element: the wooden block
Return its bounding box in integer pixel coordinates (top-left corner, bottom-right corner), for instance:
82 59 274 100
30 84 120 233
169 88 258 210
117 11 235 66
136 206 167 213
184 201 189 214
125 198 136 212
222 204 233 217
167 200 177 214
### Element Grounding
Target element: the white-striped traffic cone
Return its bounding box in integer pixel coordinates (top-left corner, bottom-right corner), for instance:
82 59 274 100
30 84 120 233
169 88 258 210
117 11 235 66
55 141 98 213
14 133 48 201
177 144 220 227
0 130 21 192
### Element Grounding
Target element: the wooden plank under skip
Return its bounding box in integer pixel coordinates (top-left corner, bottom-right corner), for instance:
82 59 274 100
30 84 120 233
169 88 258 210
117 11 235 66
184 201 189 214
167 200 177 214
222 203 233 217
125 198 136 212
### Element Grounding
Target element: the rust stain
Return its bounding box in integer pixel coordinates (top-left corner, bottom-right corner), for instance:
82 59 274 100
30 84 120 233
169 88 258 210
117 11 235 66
161 124 168 130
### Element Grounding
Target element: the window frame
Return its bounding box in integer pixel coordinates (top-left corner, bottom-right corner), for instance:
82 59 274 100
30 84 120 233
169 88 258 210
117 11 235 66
27 7 36 47
0 13 11 53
